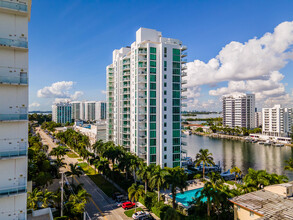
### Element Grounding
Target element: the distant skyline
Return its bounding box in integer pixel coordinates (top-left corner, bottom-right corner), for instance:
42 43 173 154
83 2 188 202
29 0 293 111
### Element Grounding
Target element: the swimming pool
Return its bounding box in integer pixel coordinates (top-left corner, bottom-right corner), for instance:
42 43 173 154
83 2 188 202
174 187 206 206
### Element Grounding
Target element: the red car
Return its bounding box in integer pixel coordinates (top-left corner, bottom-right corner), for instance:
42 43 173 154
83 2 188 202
122 201 135 210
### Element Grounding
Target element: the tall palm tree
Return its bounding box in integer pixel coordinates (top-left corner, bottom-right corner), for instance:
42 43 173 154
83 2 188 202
65 163 83 185
89 156 100 174
96 157 110 175
162 207 180 220
137 163 154 194
128 183 145 212
118 152 132 179
164 167 188 208
92 139 105 156
130 156 142 183
230 166 242 182
67 189 91 216
194 149 215 178
285 158 293 171
27 188 42 210
40 189 57 208
149 166 167 202
49 145 66 160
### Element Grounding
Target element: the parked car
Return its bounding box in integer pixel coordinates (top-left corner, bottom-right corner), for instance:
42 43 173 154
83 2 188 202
112 192 121 200
132 211 150 219
122 201 135 210
139 216 154 220
116 200 129 207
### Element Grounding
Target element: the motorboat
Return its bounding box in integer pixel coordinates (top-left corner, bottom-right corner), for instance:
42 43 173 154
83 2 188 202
220 169 236 181
274 143 284 147
264 140 272 146
183 130 192 135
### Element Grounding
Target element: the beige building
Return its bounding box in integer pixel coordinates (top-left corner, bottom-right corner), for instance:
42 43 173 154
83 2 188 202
230 182 293 220
74 121 106 145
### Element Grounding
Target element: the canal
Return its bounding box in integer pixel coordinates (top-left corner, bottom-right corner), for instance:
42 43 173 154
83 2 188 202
183 134 293 180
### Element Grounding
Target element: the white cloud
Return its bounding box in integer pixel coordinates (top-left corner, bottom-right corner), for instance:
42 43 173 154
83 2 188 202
29 102 40 108
37 81 83 101
186 21 293 108
101 90 107 95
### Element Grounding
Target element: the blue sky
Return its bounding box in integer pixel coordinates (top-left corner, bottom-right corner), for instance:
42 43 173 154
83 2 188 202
29 0 293 111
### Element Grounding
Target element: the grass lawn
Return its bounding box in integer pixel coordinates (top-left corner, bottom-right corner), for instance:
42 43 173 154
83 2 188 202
124 207 143 217
66 152 79 158
77 158 83 161
88 174 120 197
78 162 96 175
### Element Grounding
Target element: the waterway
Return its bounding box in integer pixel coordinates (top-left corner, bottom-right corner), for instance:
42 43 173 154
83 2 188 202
183 134 293 180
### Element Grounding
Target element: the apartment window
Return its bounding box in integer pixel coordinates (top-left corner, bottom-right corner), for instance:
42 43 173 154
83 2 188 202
164 106 167 111
164 139 167 143
150 68 156 73
164 61 167 71
150 61 156 67
164 82 167 87
164 98 167 103
164 74 167 79
164 114 167 119
150 54 156 60
164 91 167 95
164 123 167 127
164 47 167 57
164 163 167 167
150 47 157 53
164 155 167 159
164 146 167 151
164 131 167 135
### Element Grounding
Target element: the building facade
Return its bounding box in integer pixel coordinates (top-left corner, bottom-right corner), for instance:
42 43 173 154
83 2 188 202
255 111 262 128
71 101 106 122
52 102 72 124
106 28 187 168
222 94 255 129
0 0 31 219
262 104 292 137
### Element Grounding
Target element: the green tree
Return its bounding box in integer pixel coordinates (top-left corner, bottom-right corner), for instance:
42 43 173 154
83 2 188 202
65 163 83 185
194 149 215 178
49 146 66 160
128 183 145 212
284 158 293 171
40 190 57 208
162 207 180 220
231 166 242 182
149 166 167 202
96 157 110 175
164 167 188 209
27 188 42 210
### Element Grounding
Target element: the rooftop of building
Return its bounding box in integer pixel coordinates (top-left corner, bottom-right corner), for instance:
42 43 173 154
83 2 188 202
230 182 293 219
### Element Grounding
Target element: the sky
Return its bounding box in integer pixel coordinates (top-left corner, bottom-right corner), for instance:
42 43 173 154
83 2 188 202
29 0 293 111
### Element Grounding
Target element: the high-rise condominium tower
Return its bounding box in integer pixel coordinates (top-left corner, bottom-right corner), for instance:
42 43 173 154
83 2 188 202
71 101 106 121
0 0 31 219
222 94 255 129
106 28 187 168
262 105 292 137
52 102 72 124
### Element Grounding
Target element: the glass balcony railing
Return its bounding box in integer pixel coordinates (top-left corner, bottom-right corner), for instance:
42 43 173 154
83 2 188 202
0 37 28 49
0 148 27 159
0 114 28 121
0 75 28 85
0 185 26 197
0 0 28 12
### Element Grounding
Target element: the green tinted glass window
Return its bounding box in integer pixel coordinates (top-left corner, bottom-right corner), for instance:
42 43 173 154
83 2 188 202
173 69 180 74
150 123 156 129
150 68 156 73
150 147 156 154
150 107 156 113
173 107 180 114
150 115 156 121
150 83 156 90
173 76 180 82
173 55 180 62
173 115 180 121
173 130 180 137
173 62 180 68
150 54 156 60
173 99 180 106
173 83 180 90
150 139 156 146
173 154 180 161
150 61 156 67
173 146 180 153
173 122 180 129
150 99 156 106
173 91 180 98
173 48 180 55
150 75 156 82
150 131 156 138
150 47 157 53
150 155 156 162
150 91 156 98
173 161 180 167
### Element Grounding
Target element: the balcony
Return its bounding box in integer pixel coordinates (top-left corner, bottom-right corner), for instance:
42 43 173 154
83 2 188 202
181 45 187 51
0 114 28 121
0 37 28 51
0 185 26 198
138 49 147 54
138 70 147 75
181 59 187 64
181 80 187 84
181 88 187 92
0 0 28 14
181 65 187 70
182 141 187 146
182 103 187 107
0 148 27 159
181 52 187 58
181 96 187 99
181 72 187 77
0 73 28 85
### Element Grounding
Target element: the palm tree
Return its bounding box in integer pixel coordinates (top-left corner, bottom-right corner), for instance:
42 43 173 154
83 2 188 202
128 183 145 212
118 152 132 179
285 158 293 171
95 157 110 175
89 156 100 174
67 189 91 216
65 163 83 185
27 188 42 210
130 156 142 182
164 167 188 208
137 163 154 194
40 189 57 208
194 149 215 178
162 207 180 220
49 145 67 160
230 166 242 182
92 139 105 156
149 166 167 202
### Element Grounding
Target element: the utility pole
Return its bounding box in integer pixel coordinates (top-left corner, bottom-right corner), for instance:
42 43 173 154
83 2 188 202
60 172 64 217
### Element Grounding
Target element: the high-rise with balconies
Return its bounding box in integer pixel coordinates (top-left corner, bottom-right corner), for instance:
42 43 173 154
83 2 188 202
0 0 31 219
52 102 72 124
106 28 187 168
222 93 255 129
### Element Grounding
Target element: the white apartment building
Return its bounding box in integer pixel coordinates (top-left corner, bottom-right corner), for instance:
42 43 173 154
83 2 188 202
0 0 31 219
71 101 106 121
106 28 187 168
255 111 262 127
222 94 255 129
52 102 72 124
262 105 292 137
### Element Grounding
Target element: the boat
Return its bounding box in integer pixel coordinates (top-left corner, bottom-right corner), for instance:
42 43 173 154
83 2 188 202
181 157 194 166
220 169 235 181
258 141 265 145
194 161 222 173
264 140 272 146
274 143 284 147
183 130 192 135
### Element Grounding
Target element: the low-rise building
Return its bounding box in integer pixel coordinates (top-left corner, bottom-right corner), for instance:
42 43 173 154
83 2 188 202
230 182 293 220
74 121 106 145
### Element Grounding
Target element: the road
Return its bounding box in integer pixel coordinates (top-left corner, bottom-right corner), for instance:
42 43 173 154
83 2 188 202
36 127 129 220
